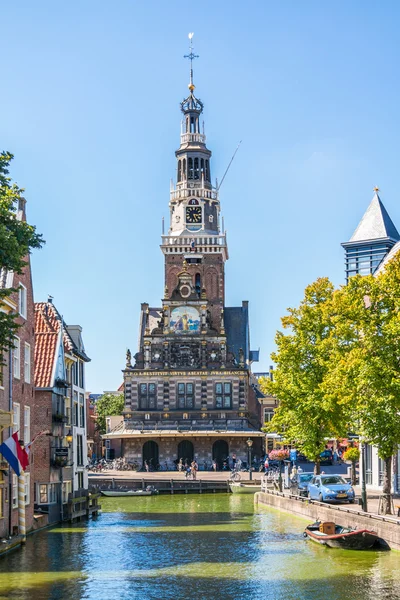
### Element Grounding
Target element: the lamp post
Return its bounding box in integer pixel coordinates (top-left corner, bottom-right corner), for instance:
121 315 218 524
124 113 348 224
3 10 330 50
361 441 368 512
246 438 253 481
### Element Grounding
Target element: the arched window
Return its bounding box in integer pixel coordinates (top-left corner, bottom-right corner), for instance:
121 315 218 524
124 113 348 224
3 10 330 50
177 160 182 182
194 157 199 180
188 157 194 179
205 160 210 182
182 158 186 179
186 117 190 132
195 273 201 295
190 116 196 133
200 158 204 178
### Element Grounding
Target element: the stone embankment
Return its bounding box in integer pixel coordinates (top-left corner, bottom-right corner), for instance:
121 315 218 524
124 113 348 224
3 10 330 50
255 490 400 550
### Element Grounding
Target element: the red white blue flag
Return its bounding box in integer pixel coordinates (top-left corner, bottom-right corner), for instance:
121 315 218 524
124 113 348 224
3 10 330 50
0 432 29 476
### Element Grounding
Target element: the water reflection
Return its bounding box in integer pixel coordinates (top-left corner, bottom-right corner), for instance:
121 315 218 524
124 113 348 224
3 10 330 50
1 494 400 599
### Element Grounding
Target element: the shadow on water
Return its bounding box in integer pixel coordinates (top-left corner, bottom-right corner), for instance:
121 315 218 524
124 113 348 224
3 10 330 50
1 494 400 600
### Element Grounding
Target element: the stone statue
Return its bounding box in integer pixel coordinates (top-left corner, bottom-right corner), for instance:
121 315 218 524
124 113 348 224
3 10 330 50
126 349 132 366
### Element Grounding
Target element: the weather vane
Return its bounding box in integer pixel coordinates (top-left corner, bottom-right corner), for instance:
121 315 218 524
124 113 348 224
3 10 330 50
184 32 199 91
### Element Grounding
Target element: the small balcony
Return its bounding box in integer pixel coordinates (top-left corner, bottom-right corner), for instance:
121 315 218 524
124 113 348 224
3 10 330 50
52 413 69 424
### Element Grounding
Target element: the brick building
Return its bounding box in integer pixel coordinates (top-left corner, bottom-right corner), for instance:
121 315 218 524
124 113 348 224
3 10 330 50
34 299 90 523
103 47 264 467
0 198 36 538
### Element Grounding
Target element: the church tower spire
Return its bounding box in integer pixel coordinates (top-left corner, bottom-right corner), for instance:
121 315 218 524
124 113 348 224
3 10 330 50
161 34 228 308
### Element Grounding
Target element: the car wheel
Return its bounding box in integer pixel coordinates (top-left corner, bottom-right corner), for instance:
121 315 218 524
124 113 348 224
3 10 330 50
318 493 324 503
349 499 355 504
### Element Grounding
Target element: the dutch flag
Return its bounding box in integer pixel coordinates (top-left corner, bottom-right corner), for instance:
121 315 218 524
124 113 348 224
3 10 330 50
0 432 29 476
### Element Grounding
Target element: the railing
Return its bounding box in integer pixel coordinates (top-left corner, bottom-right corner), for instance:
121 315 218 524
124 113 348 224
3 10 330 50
170 187 218 201
180 132 206 144
161 234 226 248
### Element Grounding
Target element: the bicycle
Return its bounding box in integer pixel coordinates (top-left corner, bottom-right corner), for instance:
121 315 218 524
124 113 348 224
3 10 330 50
229 470 241 482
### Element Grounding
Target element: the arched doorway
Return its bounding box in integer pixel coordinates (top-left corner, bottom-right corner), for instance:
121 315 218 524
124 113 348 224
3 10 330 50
178 440 194 465
212 440 229 470
142 440 159 470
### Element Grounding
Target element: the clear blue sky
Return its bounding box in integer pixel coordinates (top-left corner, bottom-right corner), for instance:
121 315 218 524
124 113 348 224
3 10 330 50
2 1 400 392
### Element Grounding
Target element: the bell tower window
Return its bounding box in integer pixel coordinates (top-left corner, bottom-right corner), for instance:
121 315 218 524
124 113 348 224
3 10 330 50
194 158 199 180
182 158 186 179
178 160 182 182
205 160 210 182
188 157 194 180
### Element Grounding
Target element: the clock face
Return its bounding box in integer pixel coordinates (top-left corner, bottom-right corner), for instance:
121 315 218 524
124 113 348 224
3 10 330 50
186 206 202 224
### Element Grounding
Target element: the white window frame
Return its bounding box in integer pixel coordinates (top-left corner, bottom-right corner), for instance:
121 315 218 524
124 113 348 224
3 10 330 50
12 474 18 508
24 405 31 445
24 473 30 505
13 402 20 434
62 480 72 504
19 284 27 319
24 342 31 384
264 408 274 423
13 337 20 379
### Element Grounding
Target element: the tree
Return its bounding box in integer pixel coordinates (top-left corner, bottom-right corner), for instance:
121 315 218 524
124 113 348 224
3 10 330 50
0 151 44 356
95 393 124 434
262 278 350 474
343 447 360 486
326 258 400 514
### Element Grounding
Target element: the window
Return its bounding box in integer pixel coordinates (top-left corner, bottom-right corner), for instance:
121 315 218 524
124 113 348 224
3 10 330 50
80 404 85 428
73 362 78 386
13 337 20 379
177 383 194 409
24 406 30 444
215 382 232 409
77 471 84 489
264 408 274 423
79 362 84 389
62 480 72 503
77 435 83 466
13 402 20 434
38 483 57 504
24 473 30 505
13 475 18 508
138 383 157 409
24 343 31 384
19 284 27 319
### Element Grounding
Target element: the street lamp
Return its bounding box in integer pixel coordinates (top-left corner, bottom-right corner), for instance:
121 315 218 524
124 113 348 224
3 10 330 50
65 429 73 445
246 438 253 481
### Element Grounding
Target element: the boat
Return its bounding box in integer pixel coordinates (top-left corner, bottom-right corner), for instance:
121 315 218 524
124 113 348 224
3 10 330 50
101 488 158 497
304 521 378 549
229 482 262 494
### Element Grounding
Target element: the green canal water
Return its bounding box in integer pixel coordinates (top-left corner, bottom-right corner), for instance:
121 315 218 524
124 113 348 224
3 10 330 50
1 494 400 599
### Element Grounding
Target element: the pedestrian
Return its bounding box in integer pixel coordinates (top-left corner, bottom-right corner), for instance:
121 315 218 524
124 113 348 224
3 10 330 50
191 460 198 480
232 453 236 469
212 459 217 472
264 457 269 472
297 465 303 474
145 460 149 473
178 458 183 472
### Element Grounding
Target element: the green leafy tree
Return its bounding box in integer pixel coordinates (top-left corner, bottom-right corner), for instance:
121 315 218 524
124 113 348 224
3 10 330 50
95 393 124 434
262 278 350 474
0 152 44 355
343 447 360 486
326 258 400 514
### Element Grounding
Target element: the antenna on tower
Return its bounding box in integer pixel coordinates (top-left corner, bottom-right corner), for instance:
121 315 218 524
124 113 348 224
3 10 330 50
184 32 199 90
217 141 242 191
162 216 165 235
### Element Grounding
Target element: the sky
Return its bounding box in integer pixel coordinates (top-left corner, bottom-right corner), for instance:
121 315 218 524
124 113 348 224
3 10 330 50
2 1 400 392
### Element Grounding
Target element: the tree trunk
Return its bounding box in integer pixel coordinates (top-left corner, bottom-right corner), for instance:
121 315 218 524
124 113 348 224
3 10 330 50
381 455 393 515
314 459 320 475
351 460 357 485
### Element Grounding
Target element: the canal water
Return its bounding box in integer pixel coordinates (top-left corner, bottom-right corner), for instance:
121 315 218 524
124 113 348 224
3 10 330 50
1 494 400 599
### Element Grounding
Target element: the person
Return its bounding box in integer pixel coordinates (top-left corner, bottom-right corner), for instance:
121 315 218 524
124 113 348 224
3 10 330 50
297 465 303 474
212 459 217 472
145 460 149 473
191 460 198 480
232 453 236 469
264 457 269 472
178 458 183 472
291 464 298 478
333 450 338 464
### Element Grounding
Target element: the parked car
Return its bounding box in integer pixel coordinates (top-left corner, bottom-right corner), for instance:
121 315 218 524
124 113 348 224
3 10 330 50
320 449 333 465
291 472 314 496
307 475 355 503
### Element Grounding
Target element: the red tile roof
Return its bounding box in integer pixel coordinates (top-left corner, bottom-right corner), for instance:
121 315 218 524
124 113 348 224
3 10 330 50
35 303 59 388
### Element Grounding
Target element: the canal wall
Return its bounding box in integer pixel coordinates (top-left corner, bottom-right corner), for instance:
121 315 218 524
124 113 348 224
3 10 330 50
255 491 400 550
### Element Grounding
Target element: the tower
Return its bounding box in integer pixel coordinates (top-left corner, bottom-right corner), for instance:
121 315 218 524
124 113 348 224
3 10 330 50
342 188 400 282
105 36 263 470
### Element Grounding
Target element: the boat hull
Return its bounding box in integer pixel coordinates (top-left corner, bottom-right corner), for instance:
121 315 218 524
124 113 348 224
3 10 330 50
305 526 378 550
229 483 262 494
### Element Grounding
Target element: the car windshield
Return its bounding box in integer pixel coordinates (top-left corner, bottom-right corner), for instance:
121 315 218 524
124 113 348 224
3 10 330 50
299 474 313 482
321 476 347 485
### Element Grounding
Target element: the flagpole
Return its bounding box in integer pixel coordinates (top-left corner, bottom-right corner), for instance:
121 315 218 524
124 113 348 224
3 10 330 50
18 470 26 543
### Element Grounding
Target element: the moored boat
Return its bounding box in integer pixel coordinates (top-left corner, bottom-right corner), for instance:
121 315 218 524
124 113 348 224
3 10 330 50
101 488 158 497
229 482 262 494
304 521 378 549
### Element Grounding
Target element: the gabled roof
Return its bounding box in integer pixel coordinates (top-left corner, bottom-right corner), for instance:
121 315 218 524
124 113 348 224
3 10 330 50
375 240 400 275
347 192 400 244
35 301 90 388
